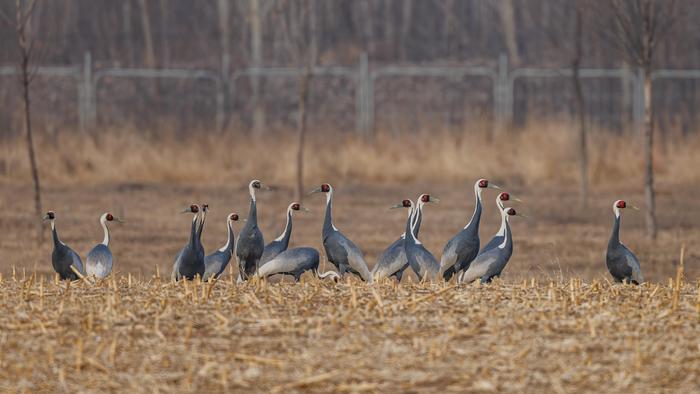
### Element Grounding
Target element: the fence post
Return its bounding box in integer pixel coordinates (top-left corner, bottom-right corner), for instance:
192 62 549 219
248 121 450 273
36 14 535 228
79 52 94 132
494 53 510 134
632 68 645 132
356 53 370 135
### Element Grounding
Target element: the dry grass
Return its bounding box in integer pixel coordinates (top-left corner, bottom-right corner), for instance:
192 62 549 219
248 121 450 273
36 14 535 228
0 273 698 392
2 122 700 188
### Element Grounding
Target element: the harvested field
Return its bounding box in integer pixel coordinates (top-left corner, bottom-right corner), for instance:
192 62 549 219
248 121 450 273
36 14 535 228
0 275 698 392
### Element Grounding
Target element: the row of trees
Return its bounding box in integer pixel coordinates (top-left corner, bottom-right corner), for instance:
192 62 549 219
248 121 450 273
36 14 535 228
1 0 690 241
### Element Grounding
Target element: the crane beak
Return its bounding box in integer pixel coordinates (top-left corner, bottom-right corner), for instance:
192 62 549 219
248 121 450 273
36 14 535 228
629 204 640 211
428 197 440 204
489 183 503 191
513 197 523 203
42 215 51 222
179 209 190 214
515 212 528 218
308 187 322 195
300 206 311 212
115 217 125 223
389 203 404 209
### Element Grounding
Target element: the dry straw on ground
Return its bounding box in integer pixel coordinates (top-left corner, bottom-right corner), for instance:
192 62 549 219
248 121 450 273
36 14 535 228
0 272 698 393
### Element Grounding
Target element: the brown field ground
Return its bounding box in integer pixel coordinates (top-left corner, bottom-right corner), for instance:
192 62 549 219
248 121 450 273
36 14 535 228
1 126 699 392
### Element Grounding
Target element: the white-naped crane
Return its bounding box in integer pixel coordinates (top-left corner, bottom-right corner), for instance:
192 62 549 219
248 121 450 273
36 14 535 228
172 204 205 281
43 211 85 280
85 212 122 278
606 200 644 284
458 207 524 284
440 178 501 281
203 212 239 281
310 183 372 282
236 180 266 281
256 247 340 282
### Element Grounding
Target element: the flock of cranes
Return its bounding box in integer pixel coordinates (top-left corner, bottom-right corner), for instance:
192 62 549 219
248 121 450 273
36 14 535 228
43 179 645 285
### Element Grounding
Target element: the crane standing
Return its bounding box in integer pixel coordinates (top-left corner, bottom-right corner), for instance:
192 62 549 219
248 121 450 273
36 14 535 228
236 180 266 281
440 179 501 281
85 212 122 278
310 183 372 282
606 200 644 284
203 212 239 281
172 204 205 281
43 211 84 280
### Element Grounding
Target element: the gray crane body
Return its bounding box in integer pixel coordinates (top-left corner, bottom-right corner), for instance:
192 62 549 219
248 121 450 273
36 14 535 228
606 202 643 284
459 207 515 284
86 213 116 279
372 200 414 281
260 204 295 265
256 247 339 282
203 215 237 281
404 204 440 281
440 184 483 281
47 215 84 280
172 207 205 281
480 194 512 253
236 181 265 280
315 185 373 282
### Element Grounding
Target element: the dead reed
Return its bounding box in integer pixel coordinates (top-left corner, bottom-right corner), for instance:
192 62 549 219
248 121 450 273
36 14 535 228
0 273 698 392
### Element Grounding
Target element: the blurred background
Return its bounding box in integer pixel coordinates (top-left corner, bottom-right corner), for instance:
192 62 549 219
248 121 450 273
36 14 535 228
0 0 698 280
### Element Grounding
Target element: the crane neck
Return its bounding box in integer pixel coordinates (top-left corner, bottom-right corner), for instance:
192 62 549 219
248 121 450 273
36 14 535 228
274 208 293 246
219 219 235 253
50 220 63 246
498 213 512 249
247 198 258 225
322 190 336 238
197 209 207 242
464 185 483 231
399 202 414 238
413 202 424 237
496 205 507 236
405 206 420 245
188 214 198 246
609 214 621 246
100 215 110 246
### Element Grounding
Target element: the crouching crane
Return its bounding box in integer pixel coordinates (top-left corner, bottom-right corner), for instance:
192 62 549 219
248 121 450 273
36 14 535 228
256 247 340 282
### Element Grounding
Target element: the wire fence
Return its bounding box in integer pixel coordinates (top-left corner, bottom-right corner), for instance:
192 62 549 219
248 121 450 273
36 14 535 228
1 52 700 137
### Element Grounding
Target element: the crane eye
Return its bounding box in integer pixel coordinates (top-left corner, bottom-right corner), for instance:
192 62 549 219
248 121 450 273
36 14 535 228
230 213 239 221
253 181 261 189
321 184 330 192
507 208 516 216
402 199 411 207
106 213 114 221
46 211 55 219
292 204 300 210
500 193 510 201
190 204 199 213
421 195 430 203
616 200 627 209
478 179 488 188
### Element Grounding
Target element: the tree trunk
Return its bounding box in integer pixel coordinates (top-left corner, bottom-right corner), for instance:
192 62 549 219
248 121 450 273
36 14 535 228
250 0 265 136
497 0 520 66
138 0 156 67
572 7 588 208
295 69 311 203
643 67 657 239
21 41 43 242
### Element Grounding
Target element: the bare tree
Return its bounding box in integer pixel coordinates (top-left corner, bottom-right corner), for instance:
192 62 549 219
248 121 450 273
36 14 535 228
1 0 43 241
608 0 676 239
572 5 589 208
276 0 318 202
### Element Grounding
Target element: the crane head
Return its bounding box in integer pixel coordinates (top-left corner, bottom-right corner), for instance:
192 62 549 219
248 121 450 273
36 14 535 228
477 178 502 190
103 212 124 223
228 213 239 221
43 211 56 222
181 204 200 214
419 194 439 204
390 199 412 209
505 207 527 218
614 200 639 211
251 180 261 189
290 202 310 212
309 183 332 195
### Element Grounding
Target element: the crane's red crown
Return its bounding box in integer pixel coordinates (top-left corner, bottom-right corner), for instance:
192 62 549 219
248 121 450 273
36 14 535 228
507 208 517 216
616 200 627 209
190 204 199 213
402 199 412 207
291 203 301 210
252 181 261 189
106 213 114 221
321 184 331 192
46 211 55 220
499 192 510 201
478 179 488 188
229 213 239 221
421 194 431 203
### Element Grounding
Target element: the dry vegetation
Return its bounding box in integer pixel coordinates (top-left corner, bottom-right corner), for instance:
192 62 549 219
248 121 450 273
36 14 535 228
2 123 700 392
0 273 698 392
1 122 700 188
